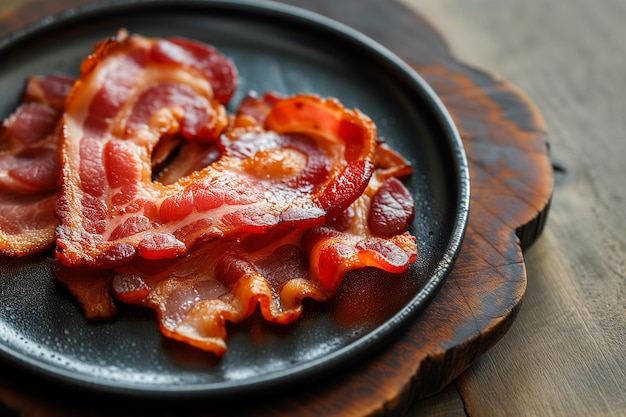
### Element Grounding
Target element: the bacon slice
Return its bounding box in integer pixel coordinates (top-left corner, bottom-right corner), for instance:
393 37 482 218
0 75 75 256
50 260 116 320
54 33 377 268
112 230 317 355
112 141 416 355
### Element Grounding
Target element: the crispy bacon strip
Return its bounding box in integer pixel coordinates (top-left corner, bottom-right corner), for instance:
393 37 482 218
0 75 75 256
112 230 317 355
112 141 416 355
55 32 377 268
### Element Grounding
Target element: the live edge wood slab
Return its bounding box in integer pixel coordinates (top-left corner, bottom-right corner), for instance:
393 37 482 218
0 0 553 416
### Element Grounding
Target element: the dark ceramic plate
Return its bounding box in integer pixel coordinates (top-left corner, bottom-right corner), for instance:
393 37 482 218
0 0 469 400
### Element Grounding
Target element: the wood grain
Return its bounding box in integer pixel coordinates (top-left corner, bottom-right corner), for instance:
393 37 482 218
406 0 626 416
0 0 555 416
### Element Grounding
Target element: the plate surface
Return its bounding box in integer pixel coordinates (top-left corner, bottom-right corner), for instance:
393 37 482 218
0 0 469 400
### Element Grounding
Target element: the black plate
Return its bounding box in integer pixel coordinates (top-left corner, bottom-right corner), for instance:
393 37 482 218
0 0 469 400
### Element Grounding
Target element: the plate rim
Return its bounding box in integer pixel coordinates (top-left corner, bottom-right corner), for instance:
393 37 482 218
0 0 470 400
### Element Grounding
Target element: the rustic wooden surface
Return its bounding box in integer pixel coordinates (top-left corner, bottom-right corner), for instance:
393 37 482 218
407 1 626 416
0 0 572 415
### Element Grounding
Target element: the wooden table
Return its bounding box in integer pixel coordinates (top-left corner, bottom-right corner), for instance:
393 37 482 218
0 1 624 416
407 1 626 416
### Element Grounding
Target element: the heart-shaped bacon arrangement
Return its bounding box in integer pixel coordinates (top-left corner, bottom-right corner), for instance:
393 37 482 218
0 30 417 355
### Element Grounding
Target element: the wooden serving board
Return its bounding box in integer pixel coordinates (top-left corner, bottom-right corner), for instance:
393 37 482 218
0 0 553 416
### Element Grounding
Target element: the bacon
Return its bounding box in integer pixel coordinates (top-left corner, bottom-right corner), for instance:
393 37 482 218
306 144 417 292
0 75 74 191
54 34 377 268
111 141 416 355
0 32 416 356
50 260 116 320
0 75 75 256
112 230 319 355
231 92 377 214
21 74 76 110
